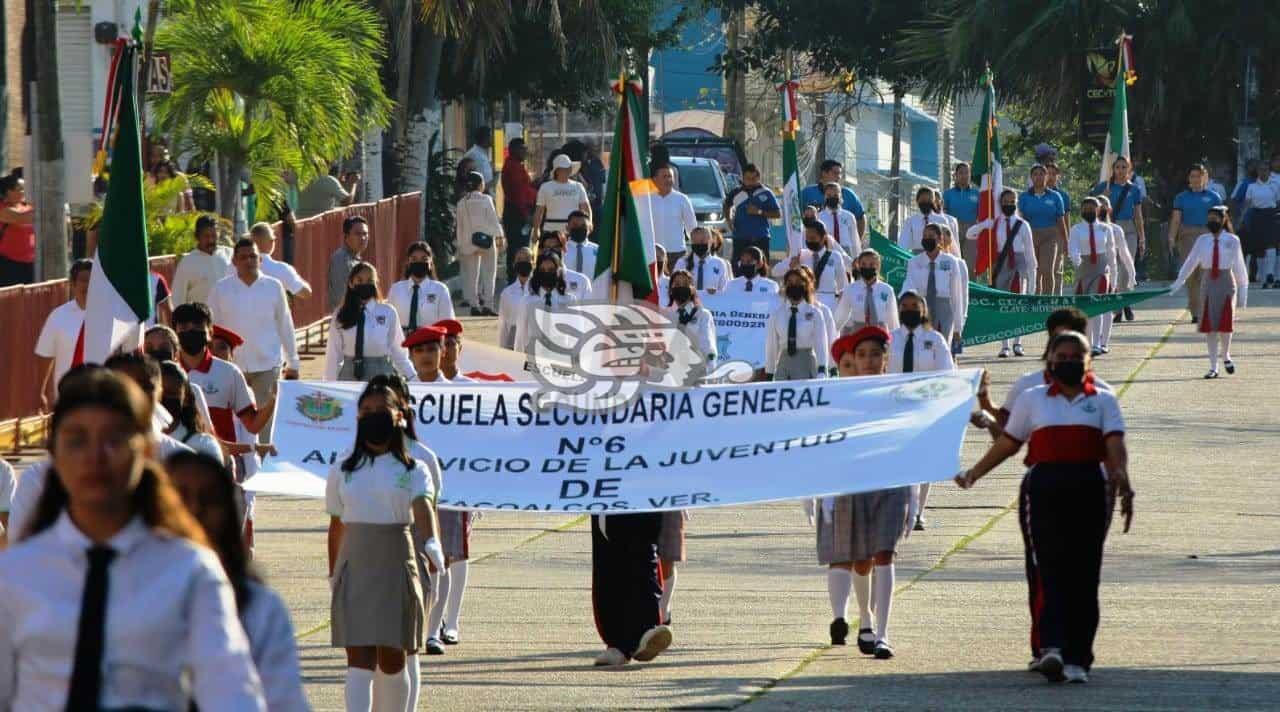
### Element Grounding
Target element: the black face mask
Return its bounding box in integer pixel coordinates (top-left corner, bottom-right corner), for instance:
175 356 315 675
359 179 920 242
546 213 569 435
569 227 588 243
541 248 562 261
514 262 533 277
1098 209 1109 220
899 310 922 329
921 238 938 253
785 284 805 302
1050 360 1086 387
178 330 208 356
161 397 184 421
147 348 174 363
534 271 557 290
1001 204 1017 217
1082 212 1097 223
671 286 693 304
691 243 709 257
918 202 933 214
859 266 877 281
824 196 840 209
353 283 377 301
1207 220 1223 233
737 262 756 277
806 241 824 252
406 261 430 279
357 411 396 445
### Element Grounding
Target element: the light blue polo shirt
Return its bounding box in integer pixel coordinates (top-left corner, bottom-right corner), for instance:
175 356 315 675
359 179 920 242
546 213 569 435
1017 189 1065 229
732 185 780 239
942 185 979 222
1092 180 1145 220
1172 189 1224 227
1050 186 1071 215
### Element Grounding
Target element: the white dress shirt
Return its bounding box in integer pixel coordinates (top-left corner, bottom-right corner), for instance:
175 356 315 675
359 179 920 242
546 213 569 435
650 190 698 253
657 276 671 308
887 325 955 374
171 247 234 305
765 301 831 375
1244 179 1280 209
833 279 899 332
34 299 85 389
208 273 300 373
408 440 445 502
561 268 594 301
1068 220 1134 280
325 451 433 524
724 274 779 296
817 208 861 256
666 303 718 366
386 278 454 333
257 254 310 296
514 289 579 354
1105 222 1137 291
463 144 494 186
497 279 530 349
900 251 969 334
1170 232 1250 307
771 248 850 296
677 253 731 294
899 212 959 252
0 460 13 516
324 302 415 381
0 514 265 711
565 240 599 278
240 580 309 712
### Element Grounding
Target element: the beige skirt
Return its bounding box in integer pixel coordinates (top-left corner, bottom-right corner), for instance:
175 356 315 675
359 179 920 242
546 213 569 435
332 522 425 649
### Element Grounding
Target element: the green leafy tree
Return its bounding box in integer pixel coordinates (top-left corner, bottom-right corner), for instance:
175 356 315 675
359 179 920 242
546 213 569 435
79 175 228 257
151 0 392 222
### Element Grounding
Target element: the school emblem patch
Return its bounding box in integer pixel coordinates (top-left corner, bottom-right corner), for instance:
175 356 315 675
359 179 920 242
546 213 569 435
296 391 344 422
375 314 387 326
892 376 969 403
427 294 437 303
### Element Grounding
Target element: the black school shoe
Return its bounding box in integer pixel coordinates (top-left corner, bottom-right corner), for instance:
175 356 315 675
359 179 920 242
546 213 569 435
1224 360 1236 375
829 618 849 645
1124 306 1135 321
873 640 894 659
857 628 877 655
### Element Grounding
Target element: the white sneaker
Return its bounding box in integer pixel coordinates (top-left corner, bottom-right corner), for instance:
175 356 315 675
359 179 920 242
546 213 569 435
1038 648 1065 682
632 624 673 662
1064 665 1089 683
593 647 628 667
1013 344 1025 357
998 347 1011 358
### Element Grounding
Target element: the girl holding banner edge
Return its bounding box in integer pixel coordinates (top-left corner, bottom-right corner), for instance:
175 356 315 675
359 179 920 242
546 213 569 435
965 189 1035 358
1169 205 1249 379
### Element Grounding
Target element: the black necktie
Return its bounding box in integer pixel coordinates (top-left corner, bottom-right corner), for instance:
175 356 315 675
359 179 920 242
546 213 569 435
903 330 915 373
745 279 753 292
787 306 798 356
697 259 705 290
544 291 553 308
575 245 584 273
66 546 117 711
354 307 366 380
408 283 420 332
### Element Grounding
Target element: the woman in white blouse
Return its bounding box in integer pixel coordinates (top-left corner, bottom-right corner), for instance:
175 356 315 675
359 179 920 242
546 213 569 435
455 172 504 316
1169 205 1249 379
765 268 831 380
514 252 579 354
387 242 454 334
834 249 899 335
665 269 718 369
167 451 309 712
325 262 415 382
0 368 265 710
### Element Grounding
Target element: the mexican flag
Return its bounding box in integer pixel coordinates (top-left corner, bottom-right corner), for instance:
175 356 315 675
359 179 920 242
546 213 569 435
594 75 657 304
779 80 803 257
971 70 1003 276
79 41 153 364
1098 35 1134 183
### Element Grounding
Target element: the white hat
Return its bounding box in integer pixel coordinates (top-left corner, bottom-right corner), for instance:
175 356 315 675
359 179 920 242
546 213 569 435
552 154 581 176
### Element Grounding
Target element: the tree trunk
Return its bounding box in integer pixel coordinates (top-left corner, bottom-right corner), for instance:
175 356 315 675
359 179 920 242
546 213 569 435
380 0 415 195
721 9 746 145
216 156 242 230
361 128 383 201
414 29 445 239
32 0 66 280
887 86 905 241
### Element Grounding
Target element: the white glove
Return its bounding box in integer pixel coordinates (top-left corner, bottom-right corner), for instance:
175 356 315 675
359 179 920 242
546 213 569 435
422 536 445 572
905 486 921 537
802 498 816 527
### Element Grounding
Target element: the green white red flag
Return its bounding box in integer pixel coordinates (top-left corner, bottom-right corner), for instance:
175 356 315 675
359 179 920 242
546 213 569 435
971 69 1003 276
1099 34 1135 184
779 79 803 257
594 74 658 304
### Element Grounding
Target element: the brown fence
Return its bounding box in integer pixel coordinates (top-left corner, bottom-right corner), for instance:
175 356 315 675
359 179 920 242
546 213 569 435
0 192 421 421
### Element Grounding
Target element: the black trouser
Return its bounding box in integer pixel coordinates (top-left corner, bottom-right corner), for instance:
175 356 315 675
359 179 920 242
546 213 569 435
502 211 530 285
0 256 34 287
1020 463 1110 670
732 235 771 263
590 513 662 657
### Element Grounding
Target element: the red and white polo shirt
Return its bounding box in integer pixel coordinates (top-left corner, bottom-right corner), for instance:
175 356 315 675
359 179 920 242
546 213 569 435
184 351 257 442
1004 380 1124 467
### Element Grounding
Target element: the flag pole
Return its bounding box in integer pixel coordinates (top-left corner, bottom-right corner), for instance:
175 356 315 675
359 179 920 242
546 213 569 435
984 66 996 285
609 68 626 305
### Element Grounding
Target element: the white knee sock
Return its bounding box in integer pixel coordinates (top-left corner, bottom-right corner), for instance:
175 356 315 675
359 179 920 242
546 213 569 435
345 668 374 712
852 570 872 630
1264 248 1277 279
916 482 931 515
428 567 450 639
1207 334 1219 371
826 568 852 620
373 666 410 712
444 560 469 632
873 564 895 642
406 654 421 712
659 564 677 622
1220 333 1233 362
1000 338 1010 350
1100 310 1114 347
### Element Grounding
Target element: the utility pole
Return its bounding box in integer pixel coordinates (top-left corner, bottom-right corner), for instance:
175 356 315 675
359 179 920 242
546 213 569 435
722 9 746 145
1237 47 1260 185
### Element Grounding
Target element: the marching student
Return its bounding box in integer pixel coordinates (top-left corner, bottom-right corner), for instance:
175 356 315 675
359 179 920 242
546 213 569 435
434 319 474 383
1068 198 1134 354
956 330 1134 684
455 170 503 316
666 269 718 369
0 368 266 709
818 182 861 257
538 230 593 301
514 251 579 354
1169 206 1249 379
325 262 415 382
404 326 450 383
944 163 981 274
498 247 534 349
901 224 968 355
773 220 850 310
159 360 224 461
326 382 441 712
818 326 913 658
900 186 956 254
1095 195 1135 346
680 226 732 295
1166 165 1224 313
34 259 92 410
1092 156 1145 320
564 210 599 278
890 290 955 531
796 264 839 362
1020 164 1068 295
387 242 454 335
765 268 831 380
834 249 899 335
166 451 310 712
967 190 1035 357
724 246 779 296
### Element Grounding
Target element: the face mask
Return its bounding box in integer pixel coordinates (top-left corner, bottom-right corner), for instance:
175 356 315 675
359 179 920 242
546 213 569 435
737 262 756 277
921 238 938 253
178 330 208 356
1000 204 1017 217
859 266 877 281
569 227 588 243
1207 220 1222 232
824 196 840 209
785 284 805 301
1082 212 1096 223
357 411 396 445
806 240 824 252
541 247 561 261
535 271 557 289
918 202 933 214
1050 360 1086 387
353 282 377 301
147 348 173 363
899 310 922 329
671 286 693 304
514 262 533 277
406 262 430 279
691 243 709 257
161 397 183 420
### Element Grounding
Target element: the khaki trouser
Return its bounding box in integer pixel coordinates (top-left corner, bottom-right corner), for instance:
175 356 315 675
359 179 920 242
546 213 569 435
1176 224 1206 315
244 367 280 444
1032 227 1061 294
958 220 977 277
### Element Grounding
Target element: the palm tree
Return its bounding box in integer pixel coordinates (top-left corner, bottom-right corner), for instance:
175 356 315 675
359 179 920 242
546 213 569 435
151 0 392 223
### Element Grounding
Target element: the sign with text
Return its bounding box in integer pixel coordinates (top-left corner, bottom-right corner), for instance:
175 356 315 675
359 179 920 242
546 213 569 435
701 291 778 369
146 53 173 94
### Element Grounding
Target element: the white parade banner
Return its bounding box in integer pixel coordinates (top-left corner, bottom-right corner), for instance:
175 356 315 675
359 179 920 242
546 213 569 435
248 371 982 512
701 292 777 369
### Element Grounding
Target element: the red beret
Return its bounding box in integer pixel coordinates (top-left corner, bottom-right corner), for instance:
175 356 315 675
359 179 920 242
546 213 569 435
432 319 464 337
211 324 244 349
831 326 891 362
402 326 448 349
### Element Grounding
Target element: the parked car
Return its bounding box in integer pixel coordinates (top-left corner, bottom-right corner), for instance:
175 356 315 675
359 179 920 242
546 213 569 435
669 156 730 238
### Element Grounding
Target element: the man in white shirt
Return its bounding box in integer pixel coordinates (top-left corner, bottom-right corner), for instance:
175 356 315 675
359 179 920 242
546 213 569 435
533 154 592 238
816 182 860 257
208 239 300 440
35 259 92 410
900 187 960 253
563 210 599 278
463 127 495 194
172 215 233 305
247 222 311 299
649 163 698 263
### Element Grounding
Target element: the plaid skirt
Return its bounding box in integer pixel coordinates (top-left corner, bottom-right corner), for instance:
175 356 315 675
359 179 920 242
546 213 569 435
816 487 912 565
